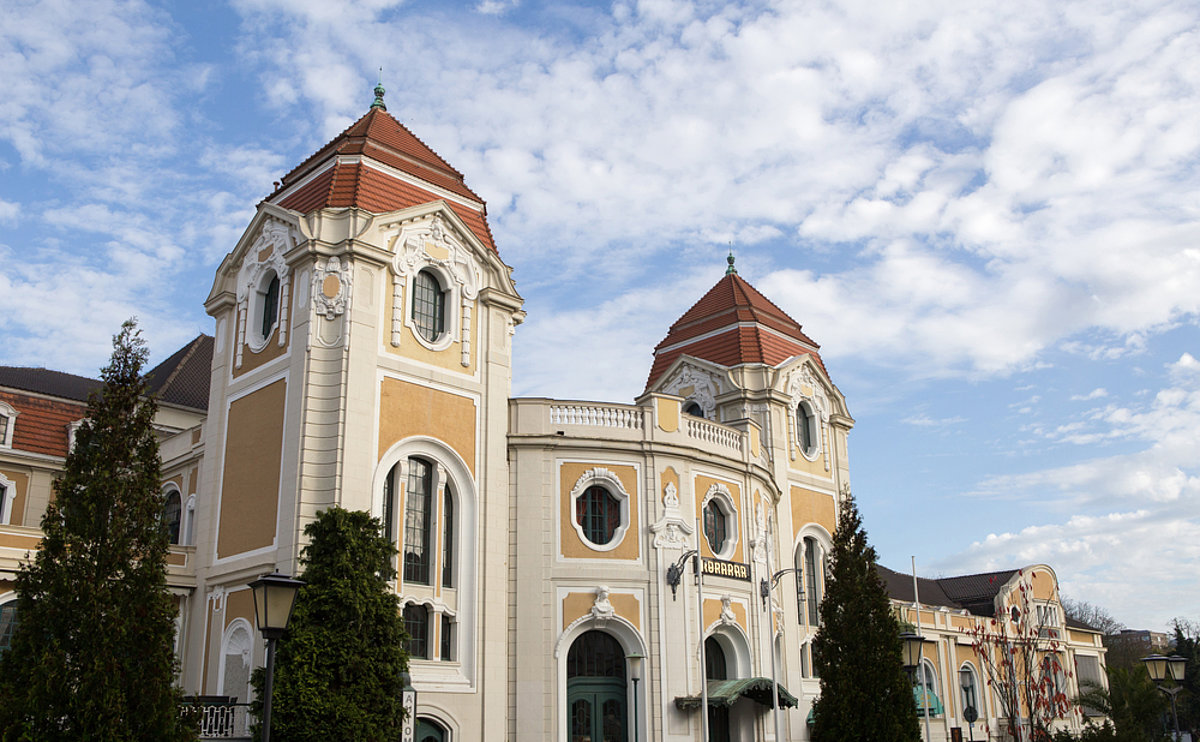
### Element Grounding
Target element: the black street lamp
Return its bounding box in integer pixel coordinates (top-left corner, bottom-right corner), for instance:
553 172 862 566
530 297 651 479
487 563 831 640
626 652 644 742
960 666 978 742
900 631 932 741
249 571 305 742
1142 654 1187 742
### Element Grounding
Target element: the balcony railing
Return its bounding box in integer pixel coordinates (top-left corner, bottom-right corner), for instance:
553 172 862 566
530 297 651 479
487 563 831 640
549 403 644 429
182 697 253 741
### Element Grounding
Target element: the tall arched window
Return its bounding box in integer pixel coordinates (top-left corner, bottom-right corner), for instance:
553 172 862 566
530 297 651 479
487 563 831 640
260 272 280 340
960 664 980 718
442 492 454 587
567 630 627 742
916 659 941 716
803 537 823 626
162 489 182 545
704 499 728 554
219 621 253 702
412 270 445 342
404 459 434 584
796 400 819 457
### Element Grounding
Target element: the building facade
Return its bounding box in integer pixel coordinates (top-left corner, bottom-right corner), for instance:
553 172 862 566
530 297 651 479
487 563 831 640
0 90 1105 741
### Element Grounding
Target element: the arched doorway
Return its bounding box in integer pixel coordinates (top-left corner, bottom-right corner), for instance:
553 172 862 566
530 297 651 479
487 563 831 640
567 630 627 742
705 636 730 742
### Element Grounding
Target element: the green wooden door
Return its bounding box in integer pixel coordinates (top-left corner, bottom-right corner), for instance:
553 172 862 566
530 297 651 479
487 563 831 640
568 678 627 742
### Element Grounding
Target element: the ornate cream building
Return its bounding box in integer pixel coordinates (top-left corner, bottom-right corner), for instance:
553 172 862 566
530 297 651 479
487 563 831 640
0 87 1105 741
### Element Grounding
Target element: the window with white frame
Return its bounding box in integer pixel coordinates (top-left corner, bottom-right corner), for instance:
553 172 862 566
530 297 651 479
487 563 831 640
0 597 16 655
0 473 12 525
251 270 282 347
700 483 737 560
379 447 472 674
916 659 941 716
0 402 16 448
567 468 631 552
796 400 819 458
412 270 446 343
162 487 182 545
800 537 824 627
219 620 254 703
960 663 980 718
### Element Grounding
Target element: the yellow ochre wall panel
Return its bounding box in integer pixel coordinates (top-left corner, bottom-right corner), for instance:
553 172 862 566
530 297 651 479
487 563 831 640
657 398 680 433
233 321 288 377
1029 569 1056 600
703 597 747 634
791 485 836 541
217 380 286 559
378 378 476 476
562 592 641 632
560 462 639 560
694 475 743 562
0 469 29 527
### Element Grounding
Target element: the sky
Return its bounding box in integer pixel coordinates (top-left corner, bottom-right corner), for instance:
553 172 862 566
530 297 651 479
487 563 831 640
1 0 1198 632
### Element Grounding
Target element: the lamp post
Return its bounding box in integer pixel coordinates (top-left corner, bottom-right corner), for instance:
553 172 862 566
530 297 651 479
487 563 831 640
959 666 977 742
249 571 304 742
759 566 802 742
1142 654 1187 742
900 631 932 742
627 652 644 742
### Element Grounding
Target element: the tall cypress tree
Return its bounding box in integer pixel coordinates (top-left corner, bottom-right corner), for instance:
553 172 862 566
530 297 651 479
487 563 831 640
251 507 409 742
811 493 919 742
0 320 193 742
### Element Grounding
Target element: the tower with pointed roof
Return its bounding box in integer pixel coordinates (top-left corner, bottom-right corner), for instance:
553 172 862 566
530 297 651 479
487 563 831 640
192 86 523 733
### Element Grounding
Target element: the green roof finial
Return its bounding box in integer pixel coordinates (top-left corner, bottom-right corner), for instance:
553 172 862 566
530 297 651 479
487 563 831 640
726 250 737 275
371 69 386 111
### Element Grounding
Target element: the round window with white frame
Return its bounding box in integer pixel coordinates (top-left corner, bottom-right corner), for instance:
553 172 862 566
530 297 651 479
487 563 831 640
795 399 820 460
569 469 631 552
248 269 282 351
701 484 738 560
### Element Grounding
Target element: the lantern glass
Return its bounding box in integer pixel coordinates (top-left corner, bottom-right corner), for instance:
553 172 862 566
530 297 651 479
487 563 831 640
627 653 645 681
899 631 924 670
1142 654 1169 682
250 572 305 638
1167 655 1187 683
960 666 972 689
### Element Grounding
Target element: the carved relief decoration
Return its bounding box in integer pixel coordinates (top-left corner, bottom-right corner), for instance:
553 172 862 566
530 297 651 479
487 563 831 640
234 217 301 366
662 362 722 419
787 363 832 466
750 499 769 565
651 480 694 550
312 257 352 320
720 595 737 626
591 585 615 622
385 214 482 366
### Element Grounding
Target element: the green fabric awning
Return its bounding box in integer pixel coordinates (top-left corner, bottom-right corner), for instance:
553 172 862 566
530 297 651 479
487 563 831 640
674 678 799 711
914 686 944 715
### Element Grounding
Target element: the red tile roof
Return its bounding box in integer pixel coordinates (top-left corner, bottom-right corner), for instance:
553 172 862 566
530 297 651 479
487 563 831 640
0 389 87 458
645 273 827 389
268 107 497 252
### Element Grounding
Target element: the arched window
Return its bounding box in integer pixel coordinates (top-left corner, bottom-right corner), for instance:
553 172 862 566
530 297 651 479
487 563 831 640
803 537 823 626
416 718 449 742
960 664 980 718
162 489 182 545
412 270 445 342
404 604 429 659
576 486 620 546
0 401 15 448
796 400 818 457
916 659 941 716
404 458 434 585
260 272 280 340
0 599 17 655
442 491 454 587
704 637 731 742
567 630 628 742
704 499 728 555
219 621 253 702
683 401 705 418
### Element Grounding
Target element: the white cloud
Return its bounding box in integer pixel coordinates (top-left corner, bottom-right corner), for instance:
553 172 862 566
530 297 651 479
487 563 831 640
0 199 18 224
1070 388 1108 401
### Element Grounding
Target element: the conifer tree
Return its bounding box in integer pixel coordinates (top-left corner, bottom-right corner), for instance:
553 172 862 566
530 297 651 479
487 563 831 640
0 320 194 742
251 507 409 742
811 492 920 742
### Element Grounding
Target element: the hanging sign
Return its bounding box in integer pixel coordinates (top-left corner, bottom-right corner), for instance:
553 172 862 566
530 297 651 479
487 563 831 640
701 557 751 582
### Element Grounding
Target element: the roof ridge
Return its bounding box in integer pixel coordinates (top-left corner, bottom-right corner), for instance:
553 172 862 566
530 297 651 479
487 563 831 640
152 336 203 397
366 109 463 179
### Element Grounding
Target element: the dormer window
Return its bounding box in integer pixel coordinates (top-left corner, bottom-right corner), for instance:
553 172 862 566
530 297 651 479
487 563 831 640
796 400 820 459
261 272 279 338
412 270 446 342
683 401 705 418
0 402 16 448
